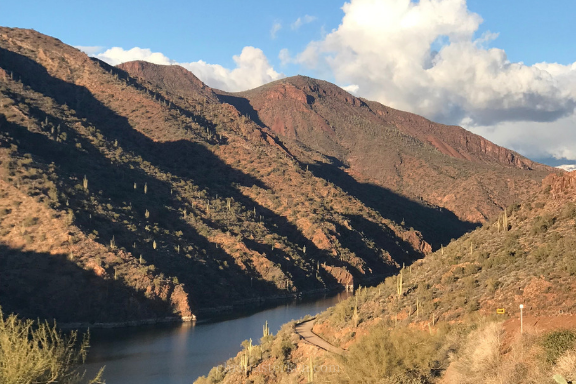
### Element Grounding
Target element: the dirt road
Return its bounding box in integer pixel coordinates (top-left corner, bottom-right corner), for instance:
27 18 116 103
294 318 345 355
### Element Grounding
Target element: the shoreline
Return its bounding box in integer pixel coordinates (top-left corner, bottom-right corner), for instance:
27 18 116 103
59 274 388 330
59 286 343 330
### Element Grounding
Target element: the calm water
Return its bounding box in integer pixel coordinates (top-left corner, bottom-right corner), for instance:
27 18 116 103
84 292 350 384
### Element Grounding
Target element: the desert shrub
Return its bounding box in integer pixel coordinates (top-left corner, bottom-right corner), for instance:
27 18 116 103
466 299 480 313
531 214 555 235
22 216 38 227
0 308 104 384
447 322 519 384
335 324 448 383
195 365 225 384
441 274 456 285
554 349 576 382
506 202 521 216
561 203 576 220
533 244 553 262
271 335 294 361
464 263 481 276
485 278 500 293
542 330 576 364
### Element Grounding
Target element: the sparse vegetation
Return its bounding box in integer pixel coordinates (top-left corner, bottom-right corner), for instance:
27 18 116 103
0 308 104 384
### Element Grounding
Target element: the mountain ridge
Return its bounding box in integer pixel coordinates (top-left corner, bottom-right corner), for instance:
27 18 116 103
0 27 559 325
0 27 437 323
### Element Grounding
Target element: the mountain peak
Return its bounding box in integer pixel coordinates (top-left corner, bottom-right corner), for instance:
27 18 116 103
117 61 218 102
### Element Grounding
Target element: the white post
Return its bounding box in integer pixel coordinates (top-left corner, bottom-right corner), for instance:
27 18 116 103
520 304 524 334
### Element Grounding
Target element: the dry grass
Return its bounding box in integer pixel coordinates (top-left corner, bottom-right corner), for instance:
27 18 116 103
443 322 576 384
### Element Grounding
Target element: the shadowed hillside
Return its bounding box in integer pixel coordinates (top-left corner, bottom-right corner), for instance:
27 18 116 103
196 169 576 383
218 75 552 225
0 27 448 322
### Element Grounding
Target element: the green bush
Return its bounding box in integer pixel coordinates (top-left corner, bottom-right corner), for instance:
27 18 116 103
335 324 448 383
542 330 576 363
0 308 104 384
531 215 555 235
271 336 294 361
22 216 38 227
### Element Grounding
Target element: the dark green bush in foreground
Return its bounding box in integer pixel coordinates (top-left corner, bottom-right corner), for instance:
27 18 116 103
0 308 104 384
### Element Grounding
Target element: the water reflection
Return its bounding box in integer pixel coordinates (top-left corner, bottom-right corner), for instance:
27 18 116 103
85 292 349 384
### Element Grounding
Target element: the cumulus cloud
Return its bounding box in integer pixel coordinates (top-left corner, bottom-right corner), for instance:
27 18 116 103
75 46 105 55
270 22 282 39
89 46 283 92
557 164 576 172
95 47 174 66
468 114 576 160
292 0 576 161
181 47 283 91
292 15 317 30
341 84 359 94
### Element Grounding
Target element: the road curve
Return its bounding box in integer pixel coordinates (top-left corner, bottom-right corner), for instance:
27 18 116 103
294 318 345 355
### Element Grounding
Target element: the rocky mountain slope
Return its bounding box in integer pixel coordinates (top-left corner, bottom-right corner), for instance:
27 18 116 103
0 27 433 323
0 27 556 325
197 171 576 384
218 76 551 226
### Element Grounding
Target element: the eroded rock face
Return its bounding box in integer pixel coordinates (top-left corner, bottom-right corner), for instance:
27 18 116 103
544 170 576 198
217 75 550 227
369 103 541 170
321 264 354 287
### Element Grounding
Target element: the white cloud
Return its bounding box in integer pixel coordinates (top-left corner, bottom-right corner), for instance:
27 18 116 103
91 46 283 92
181 47 284 92
557 164 576 172
279 48 291 66
291 15 317 30
270 22 282 39
468 113 576 160
95 47 174 66
75 46 105 55
292 0 576 161
341 84 359 94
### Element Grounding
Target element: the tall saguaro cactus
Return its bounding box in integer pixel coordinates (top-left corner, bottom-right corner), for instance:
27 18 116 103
307 356 314 383
353 296 359 328
396 268 403 298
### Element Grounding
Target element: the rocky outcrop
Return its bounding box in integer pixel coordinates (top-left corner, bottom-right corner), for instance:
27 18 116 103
543 170 576 198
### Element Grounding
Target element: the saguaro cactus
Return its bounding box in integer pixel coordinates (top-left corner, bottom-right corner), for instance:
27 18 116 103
263 321 270 337
353 296 359 328
308 356 314 383
240 352 249 376
553 374 568 384
396 268 403 298
83 175 88 190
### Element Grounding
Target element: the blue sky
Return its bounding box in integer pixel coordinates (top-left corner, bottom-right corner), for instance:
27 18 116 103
3 0 574 69
2 0 576 165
